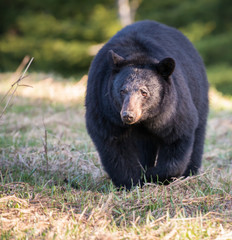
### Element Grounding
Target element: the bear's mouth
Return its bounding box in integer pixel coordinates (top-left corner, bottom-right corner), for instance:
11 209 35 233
120 111 141 125
122 118 136 125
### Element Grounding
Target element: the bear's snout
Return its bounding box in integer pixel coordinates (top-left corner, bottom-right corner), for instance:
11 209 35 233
120 94 142 124
121 111 136 124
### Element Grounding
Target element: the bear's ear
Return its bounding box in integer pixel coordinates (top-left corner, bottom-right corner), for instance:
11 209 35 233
108 50 125 68
157 58 175 80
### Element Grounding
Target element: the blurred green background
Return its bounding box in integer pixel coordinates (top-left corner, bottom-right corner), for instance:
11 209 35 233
0 0 232 95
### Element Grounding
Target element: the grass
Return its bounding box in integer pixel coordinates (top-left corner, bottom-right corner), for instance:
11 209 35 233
0 71 232 239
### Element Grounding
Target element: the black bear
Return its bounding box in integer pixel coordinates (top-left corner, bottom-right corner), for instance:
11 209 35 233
85 20 209 189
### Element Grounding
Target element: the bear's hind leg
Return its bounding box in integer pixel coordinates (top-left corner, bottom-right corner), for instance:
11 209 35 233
145 135 195 183
183 124 207 176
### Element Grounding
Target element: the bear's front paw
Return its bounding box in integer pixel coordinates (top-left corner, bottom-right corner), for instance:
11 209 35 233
145 167 159 183
145 167 171 184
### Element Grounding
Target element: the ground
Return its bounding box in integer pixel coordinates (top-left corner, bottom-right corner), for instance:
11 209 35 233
0 71 231 239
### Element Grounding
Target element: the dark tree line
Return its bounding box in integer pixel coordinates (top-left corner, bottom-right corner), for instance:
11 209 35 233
0 0 231 75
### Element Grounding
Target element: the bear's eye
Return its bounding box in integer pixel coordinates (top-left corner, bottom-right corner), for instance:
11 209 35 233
140 89 148 97
120 89 127 95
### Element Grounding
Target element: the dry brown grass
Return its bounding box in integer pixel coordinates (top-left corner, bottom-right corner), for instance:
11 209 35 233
1 177 232 239
0 72 87 104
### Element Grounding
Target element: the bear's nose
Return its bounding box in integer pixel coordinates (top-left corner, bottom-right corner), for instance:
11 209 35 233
121 111 135 124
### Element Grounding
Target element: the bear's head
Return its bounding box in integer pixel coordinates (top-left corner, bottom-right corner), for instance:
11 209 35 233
108 50 175 125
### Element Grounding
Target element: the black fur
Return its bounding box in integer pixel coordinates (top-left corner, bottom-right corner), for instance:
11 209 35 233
85 20 209 189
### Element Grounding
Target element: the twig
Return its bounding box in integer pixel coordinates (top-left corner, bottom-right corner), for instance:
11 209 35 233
0 75 29 106
12 57 34 87
0 57 34 119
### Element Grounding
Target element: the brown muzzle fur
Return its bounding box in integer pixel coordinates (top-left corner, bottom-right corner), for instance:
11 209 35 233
120 94 142 124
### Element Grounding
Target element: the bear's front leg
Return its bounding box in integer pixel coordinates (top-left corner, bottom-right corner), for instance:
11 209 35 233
98 137 145 189
145 135 195 183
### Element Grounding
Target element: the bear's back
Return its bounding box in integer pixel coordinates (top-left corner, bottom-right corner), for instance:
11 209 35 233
108 20 196 62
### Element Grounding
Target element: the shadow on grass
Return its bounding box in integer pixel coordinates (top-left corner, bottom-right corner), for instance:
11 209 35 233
214 79 232 97
207 64 232 98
